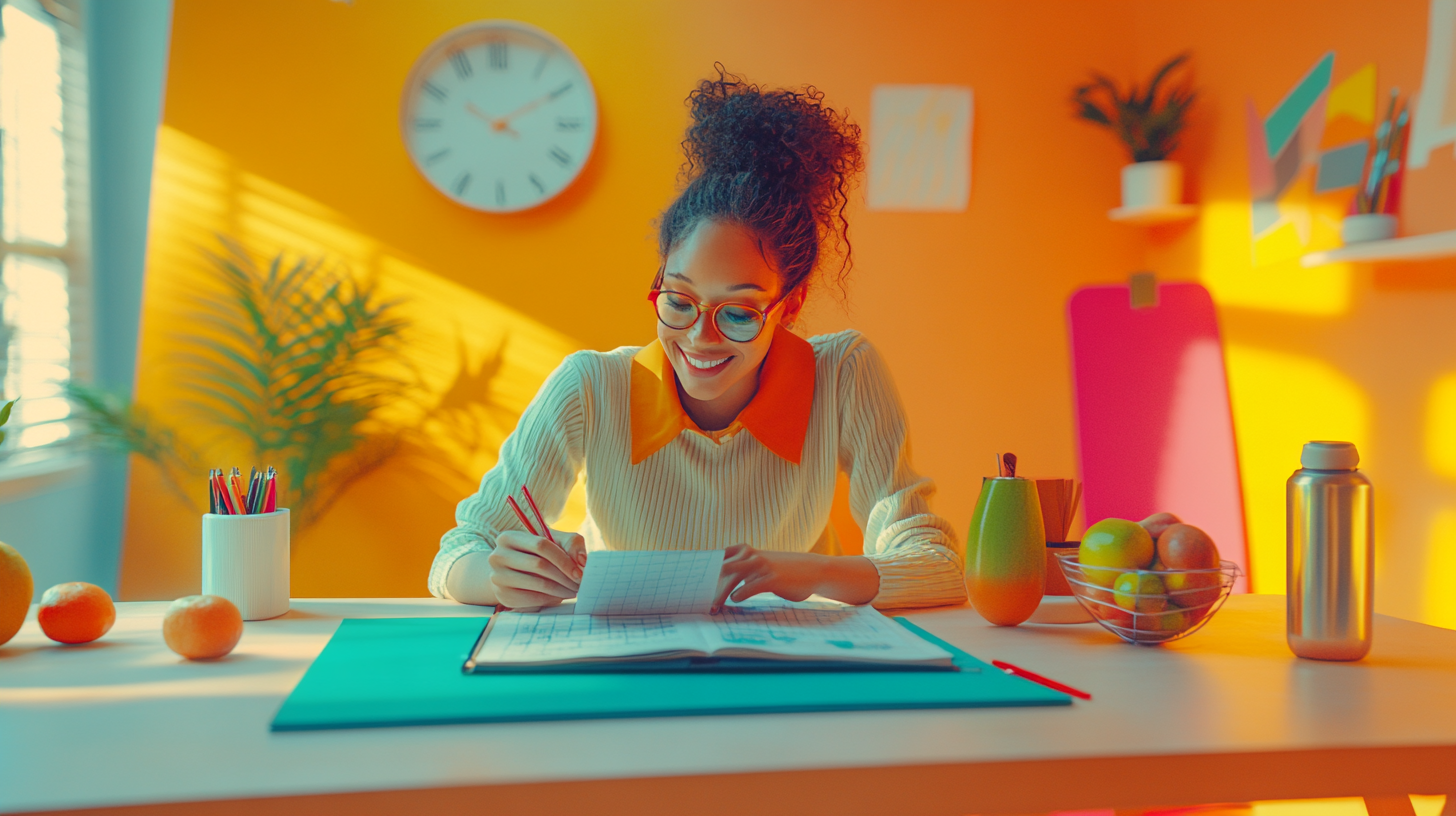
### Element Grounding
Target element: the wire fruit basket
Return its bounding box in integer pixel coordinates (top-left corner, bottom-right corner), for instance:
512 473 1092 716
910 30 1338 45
1054 551 1241 645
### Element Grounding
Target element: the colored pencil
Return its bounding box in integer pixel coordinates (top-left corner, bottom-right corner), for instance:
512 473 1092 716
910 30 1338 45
992 659 1092 700
505 495 538 536
521 485 555 546
214 470 236 514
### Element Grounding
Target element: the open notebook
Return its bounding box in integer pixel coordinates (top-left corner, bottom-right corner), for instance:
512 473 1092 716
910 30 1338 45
464 600 958 673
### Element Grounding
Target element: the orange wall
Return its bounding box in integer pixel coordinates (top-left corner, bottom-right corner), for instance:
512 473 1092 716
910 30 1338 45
122 0 1143 600
122 0 1456 628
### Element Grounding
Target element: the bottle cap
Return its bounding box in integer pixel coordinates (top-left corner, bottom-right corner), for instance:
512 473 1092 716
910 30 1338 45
1301 441 1359 470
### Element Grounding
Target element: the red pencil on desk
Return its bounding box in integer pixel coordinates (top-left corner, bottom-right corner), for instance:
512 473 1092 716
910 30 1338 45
992 660 1092 700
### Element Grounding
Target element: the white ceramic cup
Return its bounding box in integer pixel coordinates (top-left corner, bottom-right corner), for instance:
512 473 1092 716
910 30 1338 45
1341 213 1397 244
202 509 290 621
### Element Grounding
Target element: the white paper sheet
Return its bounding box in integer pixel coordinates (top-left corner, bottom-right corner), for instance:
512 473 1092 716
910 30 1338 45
704 602 953 662
473 609 703 664
573 550 724 615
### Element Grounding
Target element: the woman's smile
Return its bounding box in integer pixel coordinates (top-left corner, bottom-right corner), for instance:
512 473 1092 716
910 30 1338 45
675 343 735 377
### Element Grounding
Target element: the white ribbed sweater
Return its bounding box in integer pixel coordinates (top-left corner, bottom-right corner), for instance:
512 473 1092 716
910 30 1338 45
429 329 968 609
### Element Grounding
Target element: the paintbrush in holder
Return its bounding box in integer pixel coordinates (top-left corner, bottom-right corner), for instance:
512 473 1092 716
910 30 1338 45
1035 478 1082 595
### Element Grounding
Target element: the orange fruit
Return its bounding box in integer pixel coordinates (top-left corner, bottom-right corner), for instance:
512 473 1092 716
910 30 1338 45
0 541 34 646
38 582 115 644
162 595 243 660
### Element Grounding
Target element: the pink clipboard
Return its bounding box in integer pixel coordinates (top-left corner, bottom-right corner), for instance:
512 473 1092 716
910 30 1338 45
1067 282 1250 591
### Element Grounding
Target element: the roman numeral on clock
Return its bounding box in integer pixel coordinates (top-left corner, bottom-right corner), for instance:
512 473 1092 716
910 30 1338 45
450 51 472 79
422 81 447 102
454 173 472 195
548 146 571 166
495 180 506 207
556 117 583 131
529 174 546 195
488 41 508 70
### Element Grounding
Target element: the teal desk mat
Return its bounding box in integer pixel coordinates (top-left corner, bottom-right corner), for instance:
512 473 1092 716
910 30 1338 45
270 616 1071 732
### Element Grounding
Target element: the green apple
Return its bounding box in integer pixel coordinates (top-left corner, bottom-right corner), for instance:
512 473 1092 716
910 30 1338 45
1150 607 1189 633
1113 571 1168 613
1079 518 1155 587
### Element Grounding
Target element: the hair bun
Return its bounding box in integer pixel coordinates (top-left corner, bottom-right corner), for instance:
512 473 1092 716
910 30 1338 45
683 65 862 203
660 66 863 297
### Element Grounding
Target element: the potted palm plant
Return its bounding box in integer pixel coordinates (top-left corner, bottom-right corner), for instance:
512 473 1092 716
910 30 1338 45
1073 52 1196 215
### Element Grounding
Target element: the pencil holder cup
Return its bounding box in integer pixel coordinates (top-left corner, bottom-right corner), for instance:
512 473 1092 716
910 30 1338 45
202 509 290 621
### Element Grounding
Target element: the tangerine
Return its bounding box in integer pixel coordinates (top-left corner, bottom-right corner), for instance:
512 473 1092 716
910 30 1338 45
162 595 243 660
38 582 115 644
0 541 33 646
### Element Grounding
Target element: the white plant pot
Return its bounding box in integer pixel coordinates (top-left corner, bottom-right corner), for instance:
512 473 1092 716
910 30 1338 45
1120 160 1183 210
1341 213 1397 244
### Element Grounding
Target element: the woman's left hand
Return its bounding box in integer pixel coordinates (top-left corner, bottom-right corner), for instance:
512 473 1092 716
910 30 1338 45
711 544 879 612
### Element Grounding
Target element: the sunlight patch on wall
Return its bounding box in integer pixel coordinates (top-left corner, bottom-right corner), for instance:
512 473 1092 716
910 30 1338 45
140 124 588 525
1198 200 1352 315
1426 372 1456 479
1254 797 1446 816
1425 509 1456 629
1224 344 1369 593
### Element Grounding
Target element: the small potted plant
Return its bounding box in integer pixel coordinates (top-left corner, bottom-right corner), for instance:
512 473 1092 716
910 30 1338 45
1073 52 1196 213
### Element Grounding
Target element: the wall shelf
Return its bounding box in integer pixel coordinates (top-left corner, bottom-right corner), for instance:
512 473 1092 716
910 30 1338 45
1108 204 1198 225
1301 229 1456 267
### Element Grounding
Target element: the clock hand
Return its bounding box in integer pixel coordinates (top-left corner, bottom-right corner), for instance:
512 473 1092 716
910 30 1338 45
465 102 519 138
495 86 563 125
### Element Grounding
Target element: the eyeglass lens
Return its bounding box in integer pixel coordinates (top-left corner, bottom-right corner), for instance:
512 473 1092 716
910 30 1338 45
655 292 765 342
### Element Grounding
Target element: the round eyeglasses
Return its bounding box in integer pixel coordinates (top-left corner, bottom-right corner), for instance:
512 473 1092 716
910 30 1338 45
647 287 787 343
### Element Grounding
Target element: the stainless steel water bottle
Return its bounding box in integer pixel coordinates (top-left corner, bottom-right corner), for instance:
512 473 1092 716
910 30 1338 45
1286 441 1373 661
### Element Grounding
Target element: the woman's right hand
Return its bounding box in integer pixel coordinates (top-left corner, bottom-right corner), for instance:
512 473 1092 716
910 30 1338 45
487 530 588 609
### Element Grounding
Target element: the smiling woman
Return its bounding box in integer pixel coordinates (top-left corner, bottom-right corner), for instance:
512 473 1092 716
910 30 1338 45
433 67 968 614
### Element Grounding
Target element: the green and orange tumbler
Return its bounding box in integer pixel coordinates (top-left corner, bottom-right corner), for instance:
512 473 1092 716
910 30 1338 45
966 456 1046 626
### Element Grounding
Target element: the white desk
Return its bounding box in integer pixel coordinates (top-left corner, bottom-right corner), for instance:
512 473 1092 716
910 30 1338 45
1 596 1453 815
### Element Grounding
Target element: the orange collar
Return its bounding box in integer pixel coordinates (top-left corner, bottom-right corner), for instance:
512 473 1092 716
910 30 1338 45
630 325 816 465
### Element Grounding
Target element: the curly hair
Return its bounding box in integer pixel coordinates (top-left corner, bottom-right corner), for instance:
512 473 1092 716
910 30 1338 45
657 66 864 297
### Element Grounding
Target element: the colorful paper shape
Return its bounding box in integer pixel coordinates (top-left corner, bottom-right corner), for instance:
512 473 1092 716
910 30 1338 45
1245 98 1275 198
1247 56 1375 265
1315 141 1369 191
1264 52 1334 159
1326 63 1377 128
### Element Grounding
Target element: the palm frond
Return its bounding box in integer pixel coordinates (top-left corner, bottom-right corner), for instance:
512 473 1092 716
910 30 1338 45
65 383 203 509
1071 52 1196 162
170 239 416 527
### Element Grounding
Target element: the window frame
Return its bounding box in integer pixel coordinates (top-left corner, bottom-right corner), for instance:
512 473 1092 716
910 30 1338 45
0 0 92 483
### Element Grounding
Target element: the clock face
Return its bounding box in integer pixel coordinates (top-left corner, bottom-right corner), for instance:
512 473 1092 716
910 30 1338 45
400 21 598 212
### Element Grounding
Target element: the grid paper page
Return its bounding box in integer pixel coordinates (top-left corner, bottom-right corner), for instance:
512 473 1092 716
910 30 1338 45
574 550 724 616
706 604 953 663
473 611 703 664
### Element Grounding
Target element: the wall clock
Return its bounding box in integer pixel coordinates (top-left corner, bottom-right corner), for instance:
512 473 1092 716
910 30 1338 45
400 20 598 212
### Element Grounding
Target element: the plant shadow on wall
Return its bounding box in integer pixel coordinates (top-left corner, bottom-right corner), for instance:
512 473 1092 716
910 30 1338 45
67 237 510 537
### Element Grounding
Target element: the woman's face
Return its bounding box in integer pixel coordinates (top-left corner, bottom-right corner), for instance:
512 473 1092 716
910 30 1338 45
657 220 803 406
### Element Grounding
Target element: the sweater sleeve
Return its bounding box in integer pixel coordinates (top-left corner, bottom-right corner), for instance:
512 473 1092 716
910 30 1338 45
428 352 589 599
835 337 968 609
